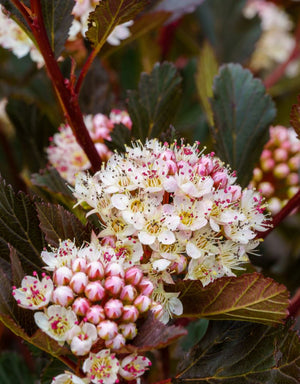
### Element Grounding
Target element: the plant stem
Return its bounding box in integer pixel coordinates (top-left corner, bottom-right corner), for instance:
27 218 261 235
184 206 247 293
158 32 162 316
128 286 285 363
264 20 300 89
11 0 102 172
75 48 99 94
257 190 300 240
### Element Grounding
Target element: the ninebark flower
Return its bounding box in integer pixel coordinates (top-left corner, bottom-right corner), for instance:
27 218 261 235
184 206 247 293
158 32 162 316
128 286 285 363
82 350 120 384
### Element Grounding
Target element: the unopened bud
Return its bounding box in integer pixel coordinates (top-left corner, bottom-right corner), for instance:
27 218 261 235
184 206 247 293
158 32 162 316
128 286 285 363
72 257 87 273
72 297 90 316
86 261 105 280
288 156 300 171
134 295 151 313
253 168 263 182
138 278 154 296
119 322 137 340
261 158 275 172
122 305 139 322
258 182 274 198
52 286 74 307
104 276 125 296
170 255 187 274
125 267 143 285
274 148 288 162
70 272 88 294
105 262 125 278
104 299 123 319
97 320 118 340
287 173 299 186
86 305 105 324
85 281 106 302
151 302 164 320
53 266 73 286
120 285 137 302
105 333 126 350
274 163 290 179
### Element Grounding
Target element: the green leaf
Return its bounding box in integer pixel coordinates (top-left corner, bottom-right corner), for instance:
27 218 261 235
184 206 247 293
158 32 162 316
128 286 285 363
196 0 262 64
195 41 219 126
86 0 147 51
290 95 300 140
174 321 300 383
0 176 45 274
127 62 182 141
41 359 69 384
180 319 209 352
41 0 74 58
105 123 132 153
31 168 74 199
171 273 289 325
0 352 36 384
6 99 56 173
36 202 93 248
211 63 276 187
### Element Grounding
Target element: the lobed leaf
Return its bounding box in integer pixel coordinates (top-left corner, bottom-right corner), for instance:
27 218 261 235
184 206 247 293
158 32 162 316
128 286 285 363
171 273 289 325
174 320 300 383
36 202 93 248
105 123 132 153
31 168 74 199
211 63 276 187
196 0 262 64
0 176 45 274
127 62 182 142
196 41 219 126
41 0 74 58
86 0 147 50
290 95 300 140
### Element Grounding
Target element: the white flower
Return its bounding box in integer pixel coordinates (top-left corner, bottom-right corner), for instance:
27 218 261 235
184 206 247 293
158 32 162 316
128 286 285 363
67 323 98 356
186 255 220 286
152 284 183 324
41 240 78 271
107 21 133 45
12 274 53 310
82 349 120 384
119 354 151 381
51 371 89 384
34 305 77 345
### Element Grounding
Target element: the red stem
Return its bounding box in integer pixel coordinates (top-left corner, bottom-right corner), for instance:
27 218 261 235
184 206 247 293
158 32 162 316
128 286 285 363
75 48 98 94
11 0 102 172
257 189 300 240
264 20 300 89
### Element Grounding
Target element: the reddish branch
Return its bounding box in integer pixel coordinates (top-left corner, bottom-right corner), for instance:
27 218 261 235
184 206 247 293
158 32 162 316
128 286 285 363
11 0 102 172
257 189 300 240
264 20 300 89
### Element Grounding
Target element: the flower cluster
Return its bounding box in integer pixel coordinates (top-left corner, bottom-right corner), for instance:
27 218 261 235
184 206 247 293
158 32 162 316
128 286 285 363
47 110 132 185
249 126 300 215
69 0 133 45
74 139 269 292
244 0 299 75
0 6 44 66
13 239 152 383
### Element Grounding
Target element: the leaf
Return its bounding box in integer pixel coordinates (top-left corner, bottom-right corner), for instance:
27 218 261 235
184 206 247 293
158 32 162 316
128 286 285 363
36 202 93 248
41 0 74 58
9 246 25 287
0 176 45 274
127 62 182 141
196 0 262 64
31 168 74 199
0 0 33 38
174 321 300 384
180 318 209 352
105 123 132 153
290 95 300 140
6 99 56 173
195 41 219 126
86 0 147 50
211 63 276 187
153 0 204 23
170 273 289 326
121 312 187 353
41 359 69 384
0 352 36 384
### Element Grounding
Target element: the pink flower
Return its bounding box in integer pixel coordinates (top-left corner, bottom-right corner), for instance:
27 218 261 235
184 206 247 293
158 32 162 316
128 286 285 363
72 297 90 316
70 272 88 294
86 305 105 324
82 350 120 384
119 354 151 381
85 281 106 302
104 276 125 296
105 333 126 350
68 323 98 356
104 299 123 319
52 286 74 307
97 320 118 340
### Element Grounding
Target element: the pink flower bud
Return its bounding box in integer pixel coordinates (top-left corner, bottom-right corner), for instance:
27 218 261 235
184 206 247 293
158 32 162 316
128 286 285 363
134 295 151 313
212 171 228 188
287 173 299 186
86 261 105 280
70 272 88 294
274 148 288 162
120 285 137 303
104 299 123 319
101 236 116 247
105 262 125 278
170 255 187 274
104 276 125 296
288 156 300 171
53 266 73 286
72 297 90 316
274 163 290 179
52 286 74 307
125 267 143 285
151 302 164 320
105 333 126 350
119 322 137 340
258 182 274 198
138 278 154 297
85 281 106 302
97 320 118 340
227 185 242 201
253 168 263 182
86 305 105 324
72 257 87 273
122 305 139 322
261 149 272 160
261 158 275 172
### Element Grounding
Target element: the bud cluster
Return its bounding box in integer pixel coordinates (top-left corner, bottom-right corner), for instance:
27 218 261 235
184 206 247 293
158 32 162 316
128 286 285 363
74 139 270 290
250 126 300 214
47 110 132 185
